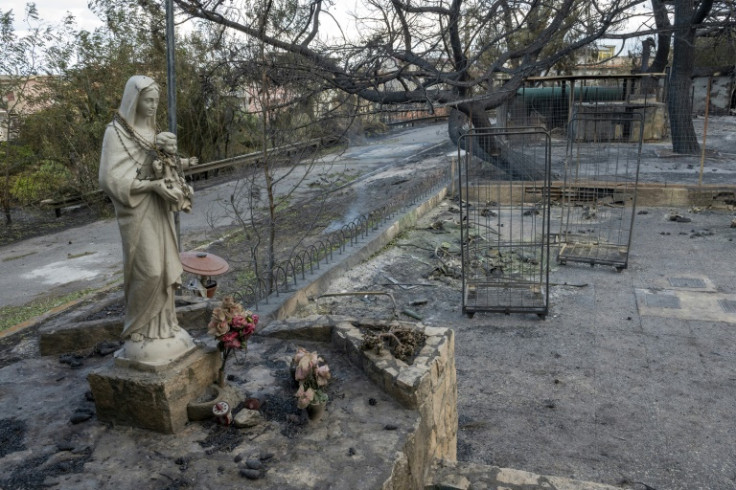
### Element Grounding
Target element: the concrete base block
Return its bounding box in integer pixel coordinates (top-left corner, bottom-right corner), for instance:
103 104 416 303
87 346 220 433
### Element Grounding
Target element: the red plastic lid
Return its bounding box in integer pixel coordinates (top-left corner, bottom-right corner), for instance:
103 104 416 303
179 251 229 276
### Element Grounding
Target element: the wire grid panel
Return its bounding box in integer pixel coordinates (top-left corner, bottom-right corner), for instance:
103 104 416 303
458 128 552 318
557 112 644 270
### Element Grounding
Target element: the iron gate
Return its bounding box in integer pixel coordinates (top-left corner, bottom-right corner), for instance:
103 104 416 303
557 112 644 271
458 128 552 318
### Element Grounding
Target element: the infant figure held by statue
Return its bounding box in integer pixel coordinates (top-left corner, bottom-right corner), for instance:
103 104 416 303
137 131 198 213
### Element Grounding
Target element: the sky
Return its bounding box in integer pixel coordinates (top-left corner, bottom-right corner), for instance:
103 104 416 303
7 0 104 33
7 0 645 54
6 0 358 37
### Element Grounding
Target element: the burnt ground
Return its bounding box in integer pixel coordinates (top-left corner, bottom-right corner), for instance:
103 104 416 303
0 329 420 490
2 196 736 489
3 118 736 488
289 198 736 490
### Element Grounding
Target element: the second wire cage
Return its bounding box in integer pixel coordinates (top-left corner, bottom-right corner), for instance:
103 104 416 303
557 111 644 271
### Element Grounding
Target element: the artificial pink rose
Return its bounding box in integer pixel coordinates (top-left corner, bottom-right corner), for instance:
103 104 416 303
210 307 226 323
251 314 259 324
228 304 245 317
230 315 246 329
220 331 241 349
292 347 308 366
294 354 314 381
221 296 237 310
218 297 242 323
242 322 256 336
223 338 241 349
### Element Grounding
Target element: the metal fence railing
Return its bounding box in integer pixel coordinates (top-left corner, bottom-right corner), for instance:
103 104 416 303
231 166 451 309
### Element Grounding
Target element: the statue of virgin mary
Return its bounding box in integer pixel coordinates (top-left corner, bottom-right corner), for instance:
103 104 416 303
99 75 195 367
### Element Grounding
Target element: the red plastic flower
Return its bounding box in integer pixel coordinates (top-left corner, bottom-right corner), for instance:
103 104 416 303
220 331 241 349
230 315 246 329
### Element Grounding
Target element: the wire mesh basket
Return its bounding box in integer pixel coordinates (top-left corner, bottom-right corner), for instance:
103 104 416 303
556 111 644 271
458 128 552 318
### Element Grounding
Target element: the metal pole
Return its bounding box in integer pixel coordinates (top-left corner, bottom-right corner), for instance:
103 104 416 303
165 0 181 249
698 77 711 186
165 0 177 134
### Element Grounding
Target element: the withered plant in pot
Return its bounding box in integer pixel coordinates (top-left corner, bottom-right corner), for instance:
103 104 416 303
292 347 331 421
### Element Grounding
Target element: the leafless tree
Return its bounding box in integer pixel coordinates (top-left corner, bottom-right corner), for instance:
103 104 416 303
173 0 643 179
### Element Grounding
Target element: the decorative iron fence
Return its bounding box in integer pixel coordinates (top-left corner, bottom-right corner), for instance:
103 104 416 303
231 167 451 309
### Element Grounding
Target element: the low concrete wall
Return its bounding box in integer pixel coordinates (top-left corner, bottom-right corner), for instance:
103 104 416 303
38 294 210 356
466 182 736 208
260 316 458 489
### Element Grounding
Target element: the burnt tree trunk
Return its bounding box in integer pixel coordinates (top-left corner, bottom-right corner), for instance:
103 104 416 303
642 0 671 93
667 0 713 154
448 107 547 181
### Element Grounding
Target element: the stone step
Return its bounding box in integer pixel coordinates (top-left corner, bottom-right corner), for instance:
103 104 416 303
429 459 621 490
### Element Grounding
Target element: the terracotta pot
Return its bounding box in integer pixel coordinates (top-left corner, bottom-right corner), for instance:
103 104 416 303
205 281 218 298
306 401 327 422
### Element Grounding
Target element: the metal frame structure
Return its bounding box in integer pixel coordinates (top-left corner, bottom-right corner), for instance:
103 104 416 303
557 111 644 271
458 128 552 318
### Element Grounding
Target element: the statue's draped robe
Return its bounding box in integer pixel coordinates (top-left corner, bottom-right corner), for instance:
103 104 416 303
99 122 182 339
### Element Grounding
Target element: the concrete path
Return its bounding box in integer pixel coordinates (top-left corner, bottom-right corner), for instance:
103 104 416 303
0 124 451 309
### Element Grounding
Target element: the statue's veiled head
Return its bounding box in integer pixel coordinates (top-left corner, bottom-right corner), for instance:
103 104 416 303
118 75 160 130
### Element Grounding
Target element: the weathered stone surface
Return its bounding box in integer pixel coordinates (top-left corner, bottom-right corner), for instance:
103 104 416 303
186 383 244 421
429 460 621 490
87 346 220 433
233 408 263 428
40 318 123 356
257 315 335 342
430 473 470 490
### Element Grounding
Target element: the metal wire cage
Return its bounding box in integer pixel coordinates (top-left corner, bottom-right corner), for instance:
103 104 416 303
458 128 552 318
556 111 644 271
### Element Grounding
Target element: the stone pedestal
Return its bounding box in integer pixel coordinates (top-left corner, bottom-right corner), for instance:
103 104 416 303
88 346 220 433
114 328 197 371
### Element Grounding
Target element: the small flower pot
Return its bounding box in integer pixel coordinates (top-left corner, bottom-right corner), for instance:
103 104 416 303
306 401 327 422
205 281 218 298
